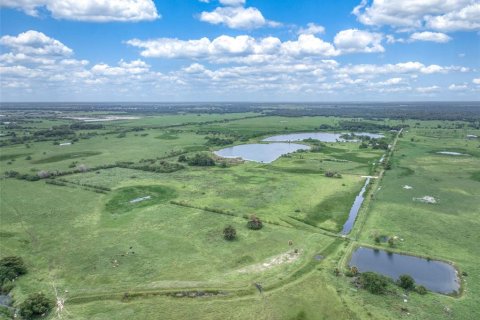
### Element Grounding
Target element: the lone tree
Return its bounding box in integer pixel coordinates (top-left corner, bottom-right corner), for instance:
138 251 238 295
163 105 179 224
0 256 27 283
397 274 415 290
247 214 263 230
223 225 237 241
19 292 54 320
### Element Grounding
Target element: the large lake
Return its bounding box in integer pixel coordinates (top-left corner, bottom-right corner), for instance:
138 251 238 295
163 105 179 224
349 247 460 294
263 132 384 142
214 143 310 163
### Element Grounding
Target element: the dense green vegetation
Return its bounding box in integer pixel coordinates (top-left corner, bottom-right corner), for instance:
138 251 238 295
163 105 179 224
0 104 479 319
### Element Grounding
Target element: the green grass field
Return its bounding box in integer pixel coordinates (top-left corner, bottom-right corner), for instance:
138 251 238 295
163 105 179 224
1 113 479 319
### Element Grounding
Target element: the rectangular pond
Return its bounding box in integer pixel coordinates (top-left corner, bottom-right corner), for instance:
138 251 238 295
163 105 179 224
349 247 460 294
214 143 310 163
263 132 384 142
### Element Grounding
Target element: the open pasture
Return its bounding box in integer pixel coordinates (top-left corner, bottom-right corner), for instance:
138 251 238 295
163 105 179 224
1 109 479 319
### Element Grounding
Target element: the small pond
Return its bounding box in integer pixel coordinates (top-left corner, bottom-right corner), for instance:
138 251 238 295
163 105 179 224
214 143 310 163
349 247 460 294
341 178 370 235
263 132 384 142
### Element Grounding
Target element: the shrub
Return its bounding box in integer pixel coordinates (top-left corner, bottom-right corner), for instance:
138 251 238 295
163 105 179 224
0 256 27 283
324 171 335 178
397 274 415 290
19 293 54 319
415 285 428 295
188 153 215 166
247 215 263 230
223 225 237 241
76 164 88 172
4 170 19 178
345 266 358 277
178 155 187 162
325 171 342 178
359 272 389 294
291 311 307 320
388 237 395 247
0 280 14 293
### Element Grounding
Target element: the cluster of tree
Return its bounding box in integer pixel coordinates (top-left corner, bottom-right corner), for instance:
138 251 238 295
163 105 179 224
354 271 428 295
4 163 119 181
182 153 216 166
117 160 184 173
359 137 389 150
204 136 234 146
33 126 75 138
5 157 186 183
358 272 390 294
0 256 27 293
69 122 104 130
223 215 265 241
19 292 54 320
49 178 111 193
0 256 54 318
263 102 480 121
3 102 480 121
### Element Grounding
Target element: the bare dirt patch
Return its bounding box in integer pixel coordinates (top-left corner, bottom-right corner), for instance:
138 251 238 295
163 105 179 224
413 196 437 204
236 250 301 273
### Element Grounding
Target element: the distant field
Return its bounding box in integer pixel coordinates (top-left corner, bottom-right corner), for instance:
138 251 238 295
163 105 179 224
1 109 479 320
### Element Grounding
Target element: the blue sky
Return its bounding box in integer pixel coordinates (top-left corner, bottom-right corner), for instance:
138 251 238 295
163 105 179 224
0 0 479 101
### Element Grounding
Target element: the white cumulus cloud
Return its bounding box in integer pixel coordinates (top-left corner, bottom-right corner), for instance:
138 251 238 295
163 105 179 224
409 31 451 43
127 34 340 61
448 83 468 90
298 23 326 35
199 0 278 29
219 0 246 6
353 0 480 32
334 29 384 53
0 30 73 56
0 0 160 22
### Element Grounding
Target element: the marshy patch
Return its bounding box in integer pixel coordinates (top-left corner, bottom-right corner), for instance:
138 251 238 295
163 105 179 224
235 255 255 266
0 153 32 161
471 171 480 182
155 133 179 140
32 151 101 164
106 185 177 214
397 166 415 177
304 189 359 231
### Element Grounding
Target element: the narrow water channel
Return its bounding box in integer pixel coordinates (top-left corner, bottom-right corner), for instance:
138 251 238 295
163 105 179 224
341 177 370 235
